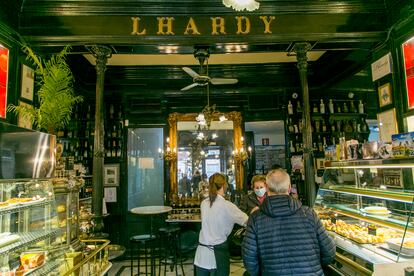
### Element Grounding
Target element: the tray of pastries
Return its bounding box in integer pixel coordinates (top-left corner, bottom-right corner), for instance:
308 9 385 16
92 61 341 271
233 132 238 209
386 238 414 256
321 219 400 244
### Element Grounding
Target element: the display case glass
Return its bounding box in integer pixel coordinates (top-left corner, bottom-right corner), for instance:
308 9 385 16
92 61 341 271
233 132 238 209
0 178 63 275
316 158 414 274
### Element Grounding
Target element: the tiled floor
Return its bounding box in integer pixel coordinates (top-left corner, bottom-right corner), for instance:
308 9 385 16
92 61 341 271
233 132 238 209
108 258 247 275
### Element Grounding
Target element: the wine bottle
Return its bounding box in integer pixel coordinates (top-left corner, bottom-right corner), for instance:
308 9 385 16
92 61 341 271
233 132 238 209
343 102 349 113
361 118 369 132
297 101 302 113
289 141 295 153
288 118 294 133
112 125 117 138
109 104 114 119
328 99 334 114
319 99 325 114
323 137 327 148
350 101 356 113
358 100 364 114
288 101 293 115
322 120 327 132
313 103 318 113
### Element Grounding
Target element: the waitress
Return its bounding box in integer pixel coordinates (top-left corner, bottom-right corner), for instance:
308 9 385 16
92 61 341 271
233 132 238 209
194 172 248 276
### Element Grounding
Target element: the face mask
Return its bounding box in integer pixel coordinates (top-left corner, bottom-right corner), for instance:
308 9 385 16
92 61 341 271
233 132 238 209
254 187 266 198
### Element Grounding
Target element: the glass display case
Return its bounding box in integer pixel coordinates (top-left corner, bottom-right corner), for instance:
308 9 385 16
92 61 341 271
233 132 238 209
316 158 414 275
52 177 84 250
0 178 63 275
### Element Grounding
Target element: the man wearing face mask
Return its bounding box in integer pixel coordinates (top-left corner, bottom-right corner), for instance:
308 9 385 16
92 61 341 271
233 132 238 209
239 175 267 215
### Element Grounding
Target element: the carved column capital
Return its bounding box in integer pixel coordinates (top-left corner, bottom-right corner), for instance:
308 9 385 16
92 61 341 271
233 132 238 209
86 45 112 74
292 42 311 72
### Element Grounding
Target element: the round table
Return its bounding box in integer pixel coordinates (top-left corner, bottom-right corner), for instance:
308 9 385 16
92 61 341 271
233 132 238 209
130 206 173 235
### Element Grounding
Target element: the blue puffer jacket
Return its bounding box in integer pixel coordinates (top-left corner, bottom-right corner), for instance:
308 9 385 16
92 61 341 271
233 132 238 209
242 195 335 276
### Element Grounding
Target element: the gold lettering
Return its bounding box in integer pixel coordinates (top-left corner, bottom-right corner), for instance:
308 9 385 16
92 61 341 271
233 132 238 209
236 16 251 35
210 17 226 35
184 17 201 35
260 16 275 34
131 17 147 35
157 17 175 35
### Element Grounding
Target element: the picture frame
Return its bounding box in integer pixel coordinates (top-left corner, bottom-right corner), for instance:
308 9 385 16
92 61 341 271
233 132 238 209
20 64 35 101
104 163 120 186
17 101 33 129
315 158 325 170
377 108 398 143
378 83 392 107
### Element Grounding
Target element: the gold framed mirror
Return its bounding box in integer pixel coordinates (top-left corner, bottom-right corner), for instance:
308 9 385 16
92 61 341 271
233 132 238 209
167 111 244 194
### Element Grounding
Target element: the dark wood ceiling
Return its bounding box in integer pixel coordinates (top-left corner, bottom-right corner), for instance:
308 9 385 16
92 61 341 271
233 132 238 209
2 0 411 122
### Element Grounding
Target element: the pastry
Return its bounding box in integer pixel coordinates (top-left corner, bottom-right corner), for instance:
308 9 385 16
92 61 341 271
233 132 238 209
57 205 66 213
20 252 45 269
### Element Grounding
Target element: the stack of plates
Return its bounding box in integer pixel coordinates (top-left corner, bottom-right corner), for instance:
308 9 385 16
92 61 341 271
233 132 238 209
360 206 391 217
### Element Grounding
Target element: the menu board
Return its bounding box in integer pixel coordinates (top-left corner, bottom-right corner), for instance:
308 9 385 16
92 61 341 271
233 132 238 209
0 44 9 118
255 145 285 173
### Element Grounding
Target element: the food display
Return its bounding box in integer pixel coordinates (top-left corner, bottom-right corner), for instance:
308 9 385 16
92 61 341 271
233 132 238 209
20 251 46 269
387 238 414 256
321 217 402 244
317 158 414 275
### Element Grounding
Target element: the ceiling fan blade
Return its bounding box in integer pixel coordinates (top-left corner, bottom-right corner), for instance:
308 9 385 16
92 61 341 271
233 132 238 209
210 78 238 85
181 82 199 91
182 67 199 78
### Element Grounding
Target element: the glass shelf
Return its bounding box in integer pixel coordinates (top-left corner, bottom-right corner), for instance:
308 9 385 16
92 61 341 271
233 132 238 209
322 203 414 234
320 187 414 203
27 258 64 276
0 200 53 216
325 158 414 169
0 229 61 255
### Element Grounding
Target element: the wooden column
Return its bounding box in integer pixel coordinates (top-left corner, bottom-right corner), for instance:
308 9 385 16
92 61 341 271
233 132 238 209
87 45 112 232
293 42 316 206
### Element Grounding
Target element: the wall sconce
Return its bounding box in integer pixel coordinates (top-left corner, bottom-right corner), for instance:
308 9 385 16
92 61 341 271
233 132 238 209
158 137 177 162
232 136 252 165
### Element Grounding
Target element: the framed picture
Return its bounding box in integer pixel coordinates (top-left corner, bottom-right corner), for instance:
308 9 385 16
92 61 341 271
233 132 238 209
315 158 325 170
377 108 398 142
0 44 9 118
17 101 32 129
378 83 392 107
20 64 35 101
104 163 120 186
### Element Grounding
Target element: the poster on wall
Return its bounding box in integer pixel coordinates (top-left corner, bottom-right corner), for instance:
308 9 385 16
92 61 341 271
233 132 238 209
403 36 414 109
0 44 9 118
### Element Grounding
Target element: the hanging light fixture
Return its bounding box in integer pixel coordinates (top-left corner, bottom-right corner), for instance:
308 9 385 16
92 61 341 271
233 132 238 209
222 0 260 12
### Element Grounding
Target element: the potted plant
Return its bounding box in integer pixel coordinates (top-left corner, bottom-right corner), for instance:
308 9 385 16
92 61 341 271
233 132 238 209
8 45 83 134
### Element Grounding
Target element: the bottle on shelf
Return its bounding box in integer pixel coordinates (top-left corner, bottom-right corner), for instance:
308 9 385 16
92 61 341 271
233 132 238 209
323 137 327 149
288 101 293 115
343 102 348 113
358 100 364 114
319 99 325 114
350 101 356 113
288 118 294 133
109 104 114 119
361 118 369 132
297 101 302 113
344 120 353 133
289 141 295 153
321 120 327 132
328 99 334 114
313 103 318 113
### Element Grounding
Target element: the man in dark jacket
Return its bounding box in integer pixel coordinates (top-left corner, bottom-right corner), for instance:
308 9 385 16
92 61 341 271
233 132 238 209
242 168 335 276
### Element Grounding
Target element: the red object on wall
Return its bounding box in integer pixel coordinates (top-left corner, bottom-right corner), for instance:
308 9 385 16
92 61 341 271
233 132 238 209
403 37 414 110
0 44 9 118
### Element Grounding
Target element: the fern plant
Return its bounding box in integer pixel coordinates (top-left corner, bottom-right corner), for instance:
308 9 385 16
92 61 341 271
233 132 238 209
7 45 83 134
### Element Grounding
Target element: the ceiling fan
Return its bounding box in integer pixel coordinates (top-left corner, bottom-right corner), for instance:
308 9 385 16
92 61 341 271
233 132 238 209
180 48 238 91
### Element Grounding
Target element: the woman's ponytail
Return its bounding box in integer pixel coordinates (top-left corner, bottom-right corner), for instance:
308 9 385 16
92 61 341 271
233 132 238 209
208 173 227 207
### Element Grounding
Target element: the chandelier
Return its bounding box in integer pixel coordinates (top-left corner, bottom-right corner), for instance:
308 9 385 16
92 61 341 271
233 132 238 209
233 136 252 165
222 0 260 11
158 137 177 162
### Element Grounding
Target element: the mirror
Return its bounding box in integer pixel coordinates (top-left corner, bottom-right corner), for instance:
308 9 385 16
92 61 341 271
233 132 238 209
167 112 244 195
